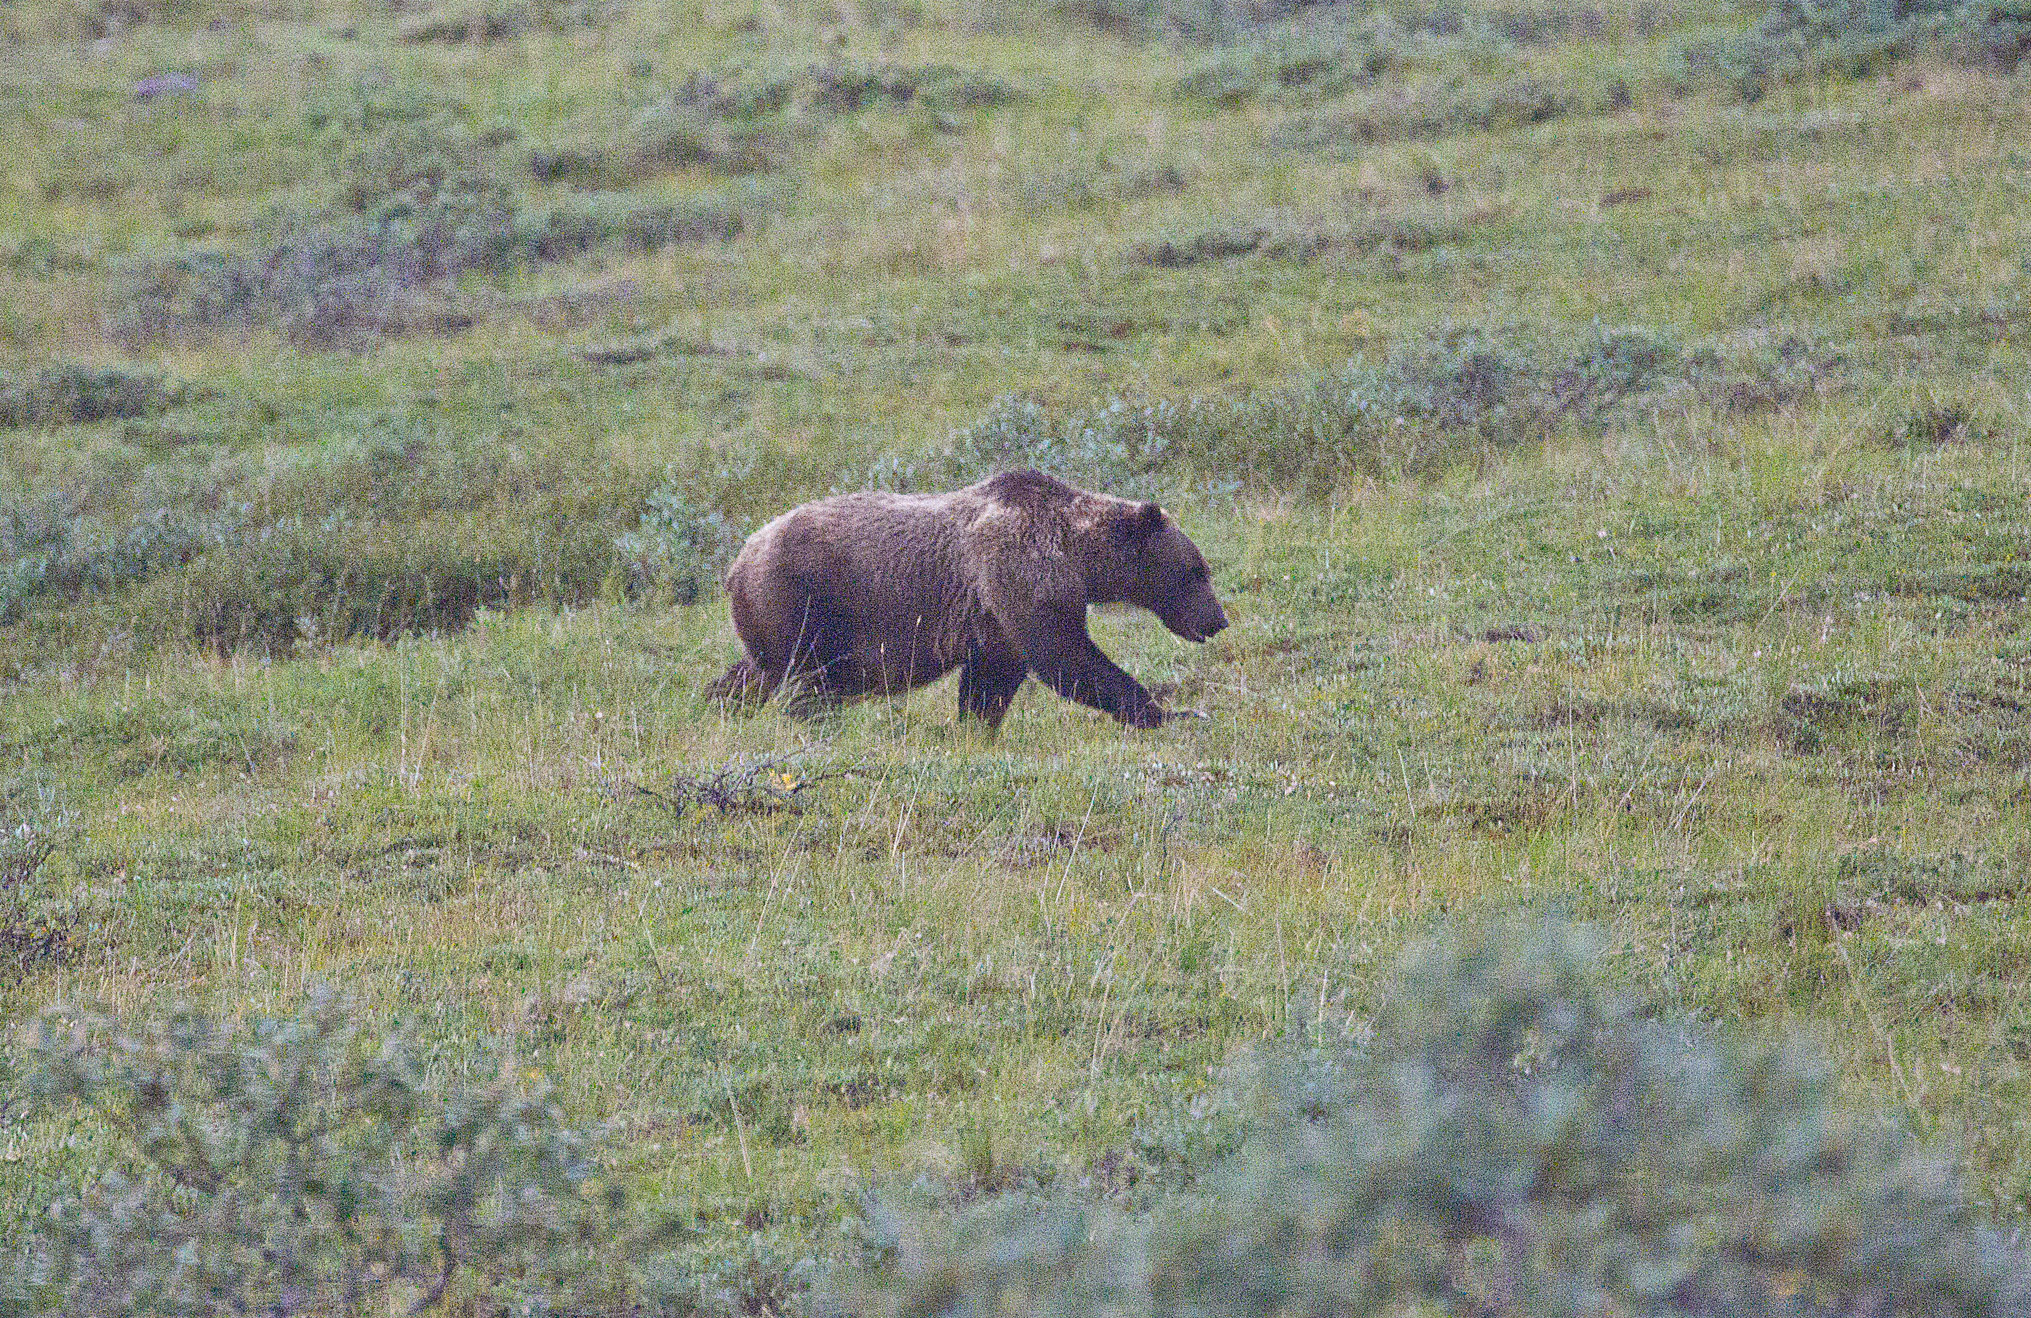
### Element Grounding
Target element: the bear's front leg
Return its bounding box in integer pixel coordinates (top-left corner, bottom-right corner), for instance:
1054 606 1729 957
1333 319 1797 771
959 636 1027 728
1014 606 1168 728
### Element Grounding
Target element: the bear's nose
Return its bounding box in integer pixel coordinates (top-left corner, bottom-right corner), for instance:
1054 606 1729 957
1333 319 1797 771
1205 611 1228 637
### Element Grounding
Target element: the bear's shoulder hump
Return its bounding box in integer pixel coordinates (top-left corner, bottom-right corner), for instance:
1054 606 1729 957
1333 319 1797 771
974 469 1080 510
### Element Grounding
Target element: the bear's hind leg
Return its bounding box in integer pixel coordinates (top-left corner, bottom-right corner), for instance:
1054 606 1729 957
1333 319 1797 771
708 657 777 708
958 637 1027 728
774 589 860 717
707 654 840 720
777 670 848 719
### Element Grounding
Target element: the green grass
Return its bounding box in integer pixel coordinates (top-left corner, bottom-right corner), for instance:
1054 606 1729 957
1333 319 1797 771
7 0 2031 1304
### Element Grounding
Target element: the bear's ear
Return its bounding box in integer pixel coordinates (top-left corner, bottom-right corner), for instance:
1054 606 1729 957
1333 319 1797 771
1111 500 1166 544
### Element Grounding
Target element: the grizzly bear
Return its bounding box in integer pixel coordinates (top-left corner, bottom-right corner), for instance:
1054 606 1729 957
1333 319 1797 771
709 470 1228 728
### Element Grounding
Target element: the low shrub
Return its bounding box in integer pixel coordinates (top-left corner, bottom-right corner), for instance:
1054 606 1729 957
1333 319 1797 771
112 121 509 346
1887 401 1985 447
1125 209 1475 266
0 555 44 627
1269 71 1630 151
1175 26 1400 104
1682 333 1841 412
35 505 228 600
804 61 1021 113
841 393 1174 495
1045 0 1342 40
27 0 199 41
8 920 2024 1314
396 0 609 42
950 394 1179 493
610 435 829 605
1 403 767 648
526 141 612 185
1012 159 1192 212
0 492 66 624
0 363 184 430
7 990 637 1317
336 118 516 213
0 775 65 894
894 325 1699 497
624 196 747 249
1678 0 2031 100
0 775 74 981
109 250 264 345
833 918 2025 1318
6 406 644 634
112 123 746 347
625 102 789 176
1477 3 1612 43
665 59 1020 122
623 59 1021 180
0 486 232 623
258 412 509 522
111 198 741 347
1124 223 1270 266
1168 5 1624 107
164 508 625 652
517 193 747 257
622 752 862 821
615 482 744 605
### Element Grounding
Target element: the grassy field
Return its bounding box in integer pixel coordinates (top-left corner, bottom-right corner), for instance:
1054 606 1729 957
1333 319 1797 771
7 0 2031 1305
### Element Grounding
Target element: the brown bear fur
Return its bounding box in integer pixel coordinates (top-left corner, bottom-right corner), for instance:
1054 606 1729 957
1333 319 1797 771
709 470 1228 728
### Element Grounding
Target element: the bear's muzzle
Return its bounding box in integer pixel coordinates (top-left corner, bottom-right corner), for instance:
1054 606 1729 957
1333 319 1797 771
1168 604 1229 643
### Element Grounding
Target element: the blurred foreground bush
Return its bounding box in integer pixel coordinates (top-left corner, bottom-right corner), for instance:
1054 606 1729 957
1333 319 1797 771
4 922 2023 1315
834 919 2027 1318
4 989 642 1317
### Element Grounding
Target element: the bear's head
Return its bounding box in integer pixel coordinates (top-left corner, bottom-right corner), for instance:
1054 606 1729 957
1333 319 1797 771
1113 502 1229 643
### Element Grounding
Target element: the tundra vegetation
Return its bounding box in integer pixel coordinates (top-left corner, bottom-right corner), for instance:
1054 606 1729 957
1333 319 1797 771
5 0 2031 1310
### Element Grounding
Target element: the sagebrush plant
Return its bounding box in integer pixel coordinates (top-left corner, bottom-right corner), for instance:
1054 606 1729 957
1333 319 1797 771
616 482 744 606
4 989 641 1317
837 919 2026 1317
0 775 72 983
0 775 66 894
